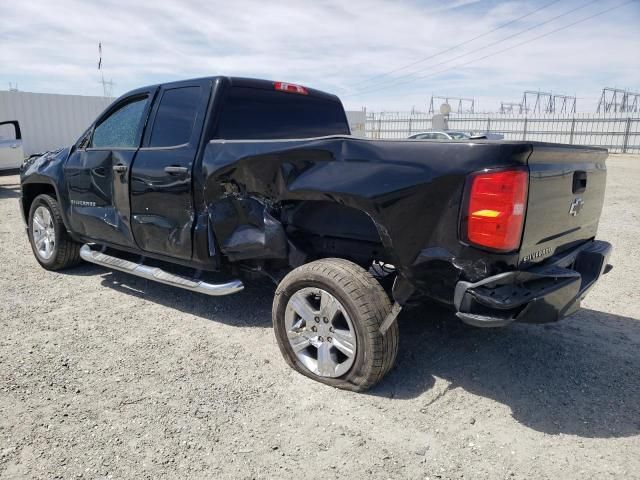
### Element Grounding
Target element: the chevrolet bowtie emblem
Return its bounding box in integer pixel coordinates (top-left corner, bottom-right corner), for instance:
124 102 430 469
569 197 584 216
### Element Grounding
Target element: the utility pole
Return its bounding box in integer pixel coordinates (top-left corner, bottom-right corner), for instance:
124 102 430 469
98 42 115 100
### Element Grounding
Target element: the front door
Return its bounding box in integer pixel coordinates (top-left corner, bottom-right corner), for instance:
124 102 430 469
129 80 210 260
64 93 152 247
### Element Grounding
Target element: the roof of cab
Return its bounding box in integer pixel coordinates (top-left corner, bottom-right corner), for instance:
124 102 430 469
117 76 341 103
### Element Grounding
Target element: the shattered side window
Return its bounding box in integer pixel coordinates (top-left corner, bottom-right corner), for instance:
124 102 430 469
91 96 148 149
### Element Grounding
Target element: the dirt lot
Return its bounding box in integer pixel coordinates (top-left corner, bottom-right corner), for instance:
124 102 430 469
1 155 639 479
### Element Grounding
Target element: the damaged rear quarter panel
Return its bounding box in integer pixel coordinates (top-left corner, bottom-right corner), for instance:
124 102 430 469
201 137 530 301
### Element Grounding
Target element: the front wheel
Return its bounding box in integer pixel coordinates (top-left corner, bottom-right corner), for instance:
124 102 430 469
27 194 82 271
272 258 399 391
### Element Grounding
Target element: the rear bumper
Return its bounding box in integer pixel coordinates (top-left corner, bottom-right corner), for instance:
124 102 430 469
454 240 612 327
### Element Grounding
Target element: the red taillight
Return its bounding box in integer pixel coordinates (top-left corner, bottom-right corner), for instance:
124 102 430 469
274 81 309 95
464 169 528 252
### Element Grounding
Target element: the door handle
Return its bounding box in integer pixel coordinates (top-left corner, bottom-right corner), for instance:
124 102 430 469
164 166 189 175
113 164 128 173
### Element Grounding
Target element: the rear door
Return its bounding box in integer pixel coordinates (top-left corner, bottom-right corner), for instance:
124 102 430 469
64 93 152 247
520 144 608 264
129 79 211 260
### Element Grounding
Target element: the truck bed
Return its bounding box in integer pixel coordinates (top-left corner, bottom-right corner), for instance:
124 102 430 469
202 136 607 295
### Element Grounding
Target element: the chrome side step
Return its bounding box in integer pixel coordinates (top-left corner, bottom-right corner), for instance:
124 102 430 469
79 244 244 296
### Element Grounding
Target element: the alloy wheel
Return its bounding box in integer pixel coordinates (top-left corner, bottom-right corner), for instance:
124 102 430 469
284 287 357 378
32 206 56 260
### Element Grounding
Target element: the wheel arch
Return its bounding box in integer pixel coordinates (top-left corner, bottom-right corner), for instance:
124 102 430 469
20 181 70 230
281 199 393 265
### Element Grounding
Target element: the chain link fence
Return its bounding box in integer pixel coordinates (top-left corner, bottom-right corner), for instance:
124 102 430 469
365 112 640 153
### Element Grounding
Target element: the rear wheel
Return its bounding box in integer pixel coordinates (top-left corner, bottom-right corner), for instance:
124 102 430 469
272 258 399 391
27 194 82 271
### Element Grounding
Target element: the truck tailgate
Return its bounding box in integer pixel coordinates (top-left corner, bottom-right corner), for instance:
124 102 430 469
520 144 608 265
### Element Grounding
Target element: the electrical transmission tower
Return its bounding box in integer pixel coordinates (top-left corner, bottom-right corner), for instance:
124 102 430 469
500 102 524 114
596 88 640 113
429 95 475 114
521 91 553 113
520 91 576 114
552 94 577 114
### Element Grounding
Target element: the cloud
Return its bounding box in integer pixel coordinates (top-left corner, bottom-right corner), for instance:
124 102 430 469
0 0 638 112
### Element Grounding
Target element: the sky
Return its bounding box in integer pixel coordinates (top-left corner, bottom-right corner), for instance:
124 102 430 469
1 0 639 112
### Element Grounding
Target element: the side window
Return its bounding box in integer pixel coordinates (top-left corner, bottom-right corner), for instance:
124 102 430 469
149 86 201 147
91 96 148 149
0 122 20 141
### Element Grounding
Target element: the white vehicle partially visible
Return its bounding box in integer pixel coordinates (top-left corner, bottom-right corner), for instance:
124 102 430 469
0 121 24 171
408 130 476 140
408 130 505 141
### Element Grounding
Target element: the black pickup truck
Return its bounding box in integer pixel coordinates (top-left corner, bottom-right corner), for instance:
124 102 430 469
20 76 612 391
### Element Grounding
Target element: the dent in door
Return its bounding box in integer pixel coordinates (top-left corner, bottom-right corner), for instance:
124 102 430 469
130 170 195 256
65 149 136 246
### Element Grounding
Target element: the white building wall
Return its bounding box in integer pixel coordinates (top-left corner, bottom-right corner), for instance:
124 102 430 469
0 90 112 156
345 110 366 137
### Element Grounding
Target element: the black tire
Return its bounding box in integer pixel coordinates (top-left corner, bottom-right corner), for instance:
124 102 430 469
27 194 82 271
272 258 399 391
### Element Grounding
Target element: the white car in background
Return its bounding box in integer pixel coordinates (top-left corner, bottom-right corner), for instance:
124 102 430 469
408 130 504 140
0 121 25 171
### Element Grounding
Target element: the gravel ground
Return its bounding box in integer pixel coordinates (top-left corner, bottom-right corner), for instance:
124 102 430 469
1 155 639 480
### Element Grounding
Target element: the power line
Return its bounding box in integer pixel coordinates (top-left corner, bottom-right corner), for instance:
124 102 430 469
347 0 635 98
352 0 562 87
348 0 601 95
